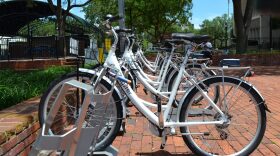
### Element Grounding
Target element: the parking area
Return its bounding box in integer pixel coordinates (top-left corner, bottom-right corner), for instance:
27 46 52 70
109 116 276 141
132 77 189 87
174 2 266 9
113 66 280 156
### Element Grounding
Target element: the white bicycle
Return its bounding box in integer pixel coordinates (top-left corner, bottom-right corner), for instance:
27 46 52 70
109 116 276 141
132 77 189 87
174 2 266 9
39 15 269 155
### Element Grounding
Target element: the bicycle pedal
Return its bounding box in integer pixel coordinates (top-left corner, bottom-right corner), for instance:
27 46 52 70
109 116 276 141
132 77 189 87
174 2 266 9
160 136 167 149
170 127 176 135
160 144 165 149
204 132 210 136
135 112 143 117
126 108 131 117
172 100 179 108
118 123 126 136
143 88 148 95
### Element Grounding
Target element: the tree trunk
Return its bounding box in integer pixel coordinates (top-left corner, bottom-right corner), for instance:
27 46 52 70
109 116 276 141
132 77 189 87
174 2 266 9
56 0 65 57
47 0 93 57
154 25 159 43
233 0 254 53
233 0 246 53
236 31 247 52
62 15 67 57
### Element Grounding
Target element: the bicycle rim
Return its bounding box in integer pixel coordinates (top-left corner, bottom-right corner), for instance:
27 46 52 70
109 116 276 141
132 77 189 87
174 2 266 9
180 79 265 155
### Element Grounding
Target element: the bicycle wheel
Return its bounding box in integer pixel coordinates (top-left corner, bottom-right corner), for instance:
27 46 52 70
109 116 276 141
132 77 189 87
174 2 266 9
179 76 266 155
38 72 123 151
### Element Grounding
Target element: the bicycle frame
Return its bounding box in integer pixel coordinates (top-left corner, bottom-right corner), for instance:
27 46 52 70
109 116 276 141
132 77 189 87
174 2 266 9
101 28 227 128
130 48 174 91
129 41 168 84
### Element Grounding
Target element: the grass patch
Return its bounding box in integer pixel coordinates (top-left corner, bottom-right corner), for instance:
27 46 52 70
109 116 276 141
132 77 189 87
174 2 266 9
0 66 73 110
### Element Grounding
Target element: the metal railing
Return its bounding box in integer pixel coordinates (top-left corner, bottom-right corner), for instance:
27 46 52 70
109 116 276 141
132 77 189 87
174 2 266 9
248 37 280 51
0 35 90 61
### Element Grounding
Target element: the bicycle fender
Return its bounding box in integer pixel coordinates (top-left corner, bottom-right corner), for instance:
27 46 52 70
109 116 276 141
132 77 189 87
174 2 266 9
167 70 178 85
176 76 270 122
165 66 176 84
248 83 271 113
236 78 270 113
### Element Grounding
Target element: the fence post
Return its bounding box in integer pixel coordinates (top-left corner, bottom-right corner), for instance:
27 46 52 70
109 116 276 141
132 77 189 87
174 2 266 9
6 39 10 61
56 36 59 60
53 35 58 60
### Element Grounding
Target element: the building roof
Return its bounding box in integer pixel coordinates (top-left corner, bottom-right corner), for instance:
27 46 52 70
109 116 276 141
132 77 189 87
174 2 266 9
0 0 99 36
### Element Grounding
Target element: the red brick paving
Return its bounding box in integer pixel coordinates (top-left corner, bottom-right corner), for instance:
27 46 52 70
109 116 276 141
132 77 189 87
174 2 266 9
113 73 280 156
1 66 280 155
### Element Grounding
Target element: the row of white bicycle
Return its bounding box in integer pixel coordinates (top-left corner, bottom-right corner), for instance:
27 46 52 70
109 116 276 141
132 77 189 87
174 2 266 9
35 15 270 156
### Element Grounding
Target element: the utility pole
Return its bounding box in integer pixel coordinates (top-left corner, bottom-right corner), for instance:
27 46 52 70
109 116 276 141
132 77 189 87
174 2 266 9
118 0 125 53
225 0 230 52
118 0 125 29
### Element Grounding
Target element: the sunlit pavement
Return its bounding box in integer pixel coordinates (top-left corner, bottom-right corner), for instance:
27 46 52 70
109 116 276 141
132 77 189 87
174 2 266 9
113 68 280 156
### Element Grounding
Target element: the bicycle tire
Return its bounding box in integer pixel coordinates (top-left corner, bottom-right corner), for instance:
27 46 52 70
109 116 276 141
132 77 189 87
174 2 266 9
179 76 266 155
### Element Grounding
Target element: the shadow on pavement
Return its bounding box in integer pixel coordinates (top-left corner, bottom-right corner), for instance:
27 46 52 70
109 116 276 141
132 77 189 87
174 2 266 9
252 66 280 76
137 150 196 156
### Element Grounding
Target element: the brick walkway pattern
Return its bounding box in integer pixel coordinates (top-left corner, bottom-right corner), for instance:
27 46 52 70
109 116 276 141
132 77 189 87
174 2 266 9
112 73 280 156
1 66 279 156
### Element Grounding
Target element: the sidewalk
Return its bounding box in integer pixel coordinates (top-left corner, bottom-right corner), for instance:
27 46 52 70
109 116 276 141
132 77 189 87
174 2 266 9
113 72 280 156
0 66 279 155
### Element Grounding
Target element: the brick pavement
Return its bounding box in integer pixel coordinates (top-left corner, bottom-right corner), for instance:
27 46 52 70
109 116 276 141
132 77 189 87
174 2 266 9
113 73 280 156
1 66 279 155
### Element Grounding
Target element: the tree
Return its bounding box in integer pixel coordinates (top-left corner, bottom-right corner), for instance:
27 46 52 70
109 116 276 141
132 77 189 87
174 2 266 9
83 0 192 42
19 18 56 36
199 14 232 48
233 0 255 53
46 0 92 56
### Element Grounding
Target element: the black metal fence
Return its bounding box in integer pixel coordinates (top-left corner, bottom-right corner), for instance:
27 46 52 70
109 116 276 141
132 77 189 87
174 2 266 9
247 37 280 51
0 35 90 61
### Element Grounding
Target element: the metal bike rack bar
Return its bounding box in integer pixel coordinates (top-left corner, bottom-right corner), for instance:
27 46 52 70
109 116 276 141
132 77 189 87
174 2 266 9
29 80 118 156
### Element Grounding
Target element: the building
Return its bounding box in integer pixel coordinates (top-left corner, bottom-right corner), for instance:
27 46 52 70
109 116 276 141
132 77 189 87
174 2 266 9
241 0 280 50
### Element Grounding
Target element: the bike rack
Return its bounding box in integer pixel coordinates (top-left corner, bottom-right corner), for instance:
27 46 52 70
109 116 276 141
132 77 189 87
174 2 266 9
29 80 118 156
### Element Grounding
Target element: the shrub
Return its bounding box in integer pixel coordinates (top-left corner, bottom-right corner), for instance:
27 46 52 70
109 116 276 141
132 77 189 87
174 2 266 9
0 66 73 110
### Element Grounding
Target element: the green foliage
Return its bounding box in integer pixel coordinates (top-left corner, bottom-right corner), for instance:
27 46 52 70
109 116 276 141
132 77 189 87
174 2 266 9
142 39 149 50
83 0 192 42
199 14 233 48
0 66 73 110
83 0 118 24
19 18 56 36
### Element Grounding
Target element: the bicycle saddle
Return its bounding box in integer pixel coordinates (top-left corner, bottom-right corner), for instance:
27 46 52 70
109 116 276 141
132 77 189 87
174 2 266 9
172 32 195 40
172 33 211 43
190 50 213 59
165 39 185 45
115 28 134 34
